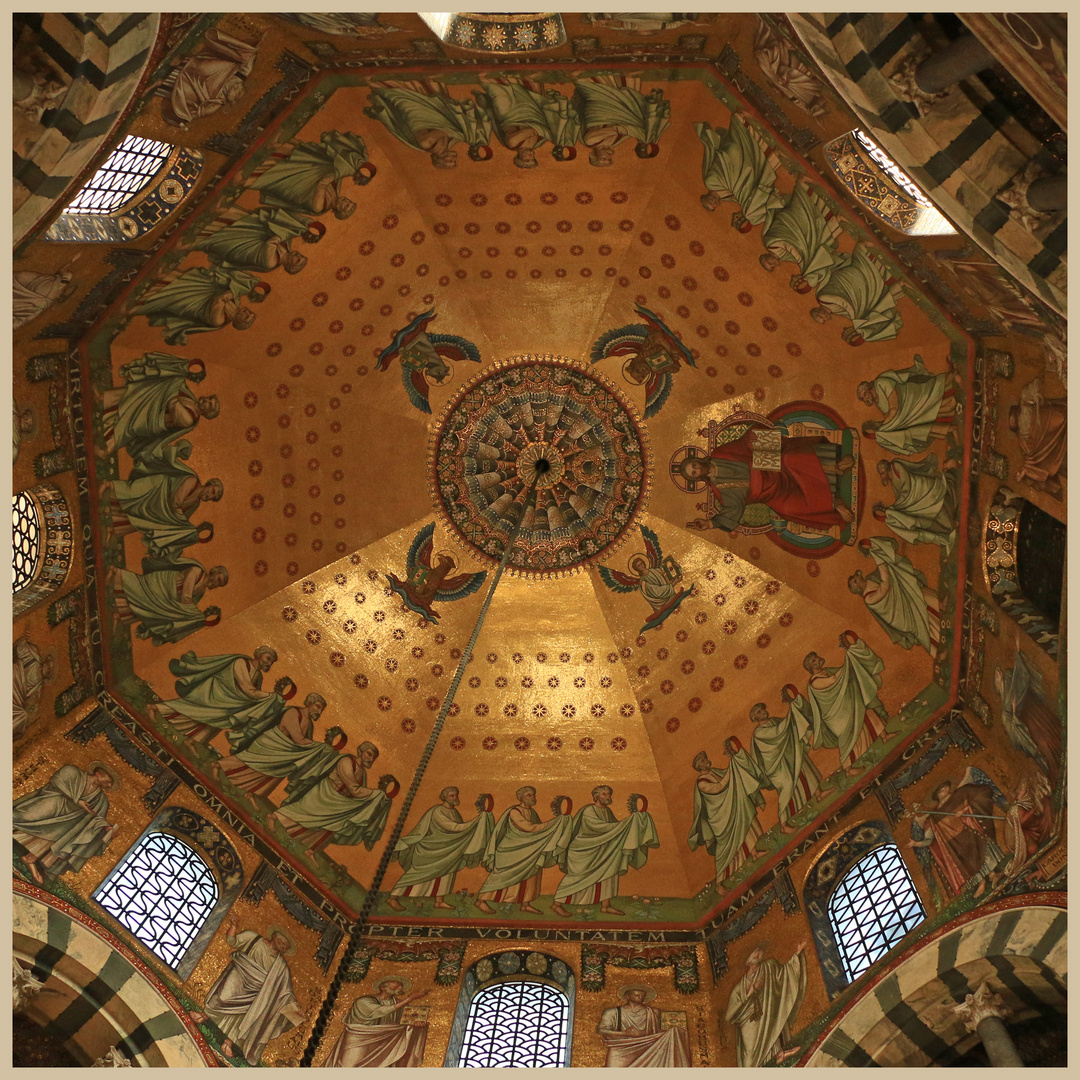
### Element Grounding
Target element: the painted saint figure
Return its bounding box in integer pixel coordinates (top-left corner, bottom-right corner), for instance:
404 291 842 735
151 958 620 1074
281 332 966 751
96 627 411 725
475 75 580 167
857 354 957 456
13 401 35 463
160 28 260 129
849 537 940 656
190 917 303 1064
758 181 844 293
148 645 282 745
573 74 670 167
13 631 57 740
688 742 766 887
13 762 119 883
386 787 495 910
994 645 1062 790
695 114 784 229
476 786 573 914
598 523 693 634
110 561 228 647
1008 377 1067 497
753 19 828 118
192 206 324 274
724 943 807 1067
13 260 78 330
809 242 904 345
551 786 659 917
322 978 431 1068
749 700 821 832
873 454 961 552
797 632 888 776
386 522 486 625
596 984 691 1067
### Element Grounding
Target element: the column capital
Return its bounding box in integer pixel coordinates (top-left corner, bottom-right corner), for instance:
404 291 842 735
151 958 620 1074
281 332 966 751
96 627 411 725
953 981 1012 1031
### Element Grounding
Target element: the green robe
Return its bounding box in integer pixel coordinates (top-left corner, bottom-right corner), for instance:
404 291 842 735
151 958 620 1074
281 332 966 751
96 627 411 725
478 806 574 894
725 952 807 1068
160 651 285 737
229 718 340 794
105 354 204 462
391 804 495 891
801 638 886 764
277 759 391 850
253 131 370 214
12 765 112 876
864 537 936 653
117 566 212 646
815 245 902 342
132 266 260 346
883 454 959 551
554 804 659 900
364 89 491 154
573 77 670 146
751 706 821 826
695 117 785 225
761 183 844 289
872 355 952 456
193 207 311 271
688 755 765 882
479 77 581 152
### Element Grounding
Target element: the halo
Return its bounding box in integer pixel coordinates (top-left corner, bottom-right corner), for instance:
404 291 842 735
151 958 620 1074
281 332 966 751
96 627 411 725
87 761 122 791
617 983 657 1003
433 549 458 568
621 356 648 386
626 551 648 574
429 357 455 385
669 445 708 492
377 975 412 993
266 926 297 956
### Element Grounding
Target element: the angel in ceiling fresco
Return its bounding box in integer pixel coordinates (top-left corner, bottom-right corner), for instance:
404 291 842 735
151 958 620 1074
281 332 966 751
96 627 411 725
376 310 480 414
695 113 784 229
249 129 375 219
157 27 261 130
386 523 487 627
792 631 888 779
808 242 904 345
675 406 858 555
598 523 694 634
873 454 961 552
572 73 670 166
474 74 581 167
747 699 820 834
590 303 696 418
849 537 940 657
365 80 493 168
147 644 284 747
689 742 766 889
191 206 325 275
857 354 959 456
109 559 228 647
130 265 268 346
757 180 844 294
101 354 218 463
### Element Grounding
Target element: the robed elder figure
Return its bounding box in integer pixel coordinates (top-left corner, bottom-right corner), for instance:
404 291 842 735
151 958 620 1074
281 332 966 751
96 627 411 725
322 978 430 1068
725 943 807 1067
596 984 690 1067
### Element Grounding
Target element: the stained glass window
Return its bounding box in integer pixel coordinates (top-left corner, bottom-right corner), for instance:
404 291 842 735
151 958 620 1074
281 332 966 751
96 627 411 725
93 832 218 969
12 492 41 592
828 843 925 981
458 981 569 1068
62 134 172 215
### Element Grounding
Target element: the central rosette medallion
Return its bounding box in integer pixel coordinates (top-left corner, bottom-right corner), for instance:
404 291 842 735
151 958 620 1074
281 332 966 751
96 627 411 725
429 356 651 576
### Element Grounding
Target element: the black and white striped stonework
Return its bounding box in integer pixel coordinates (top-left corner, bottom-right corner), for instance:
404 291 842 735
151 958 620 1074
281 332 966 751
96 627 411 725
14 13 162 246
788 13 1066 317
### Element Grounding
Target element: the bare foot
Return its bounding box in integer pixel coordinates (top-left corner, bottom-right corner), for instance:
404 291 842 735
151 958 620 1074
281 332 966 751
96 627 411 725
433 899 453 910
302 850 318 866
834 500 854 524
836 455 855 474
385 896 404 911
189 1011 207 1025
219 1039 235 1059
475 900 494 914
780 823 796 834
21 854 43 884
551 902 571 918
600 904 624 916
520 903 541 914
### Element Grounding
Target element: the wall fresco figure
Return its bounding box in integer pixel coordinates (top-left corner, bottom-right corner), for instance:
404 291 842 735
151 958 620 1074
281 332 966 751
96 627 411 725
753 19 828 118
724 943 807 1067
159 27 261 129
596 984 691 1067
857 354 958 456
192 206 325 274
1008 376 1067 497
994 644 1062 790
758 181 844 293
322 978 430 1068
109 561 228 647
13 400 35 463
475 75 581 167
809 242 903 345
695 114 784 228
873 454 961 552
13 631 57 741
13 260 79 330
573 74 670 167
748 699 820 832
598 523 694 634
1002 766 1054 876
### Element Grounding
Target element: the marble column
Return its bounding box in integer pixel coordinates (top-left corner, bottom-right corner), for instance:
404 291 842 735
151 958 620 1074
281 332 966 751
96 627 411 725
953 982 1024 1068
915 33 996 94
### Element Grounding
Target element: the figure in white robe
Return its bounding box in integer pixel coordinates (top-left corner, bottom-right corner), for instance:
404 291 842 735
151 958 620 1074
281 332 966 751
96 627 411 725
551 786 659 916
688 744 765 886
857 354 957 456
192 918 303 1064
754 19 828 117
799 633 888 775
749 701 820 830
386 787 494 909
873 454 961 551
596 985 691 1067
850 537 940 656
322 978 430 1068
13 632 57 740
13 264 78 330
160 28 260 129
696 114 784 228
810 242 904 345
725 944 807 1067
476 786 573 913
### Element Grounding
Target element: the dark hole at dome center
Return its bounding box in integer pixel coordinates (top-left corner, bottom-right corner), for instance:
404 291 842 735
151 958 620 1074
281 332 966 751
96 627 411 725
534 458 551 474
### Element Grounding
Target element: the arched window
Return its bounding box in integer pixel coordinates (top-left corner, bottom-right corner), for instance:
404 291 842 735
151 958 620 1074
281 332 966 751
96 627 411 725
91 807 244 979
12 484 73 618
459 981 569 1067
826 129 956 237
12 491 41 592
828 843 925 982
93 832 218 969
804 820 927 997
445 950 575 1067
45 135 202 243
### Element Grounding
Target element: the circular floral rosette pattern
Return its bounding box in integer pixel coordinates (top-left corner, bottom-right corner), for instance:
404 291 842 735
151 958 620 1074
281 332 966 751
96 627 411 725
429 355 651 577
